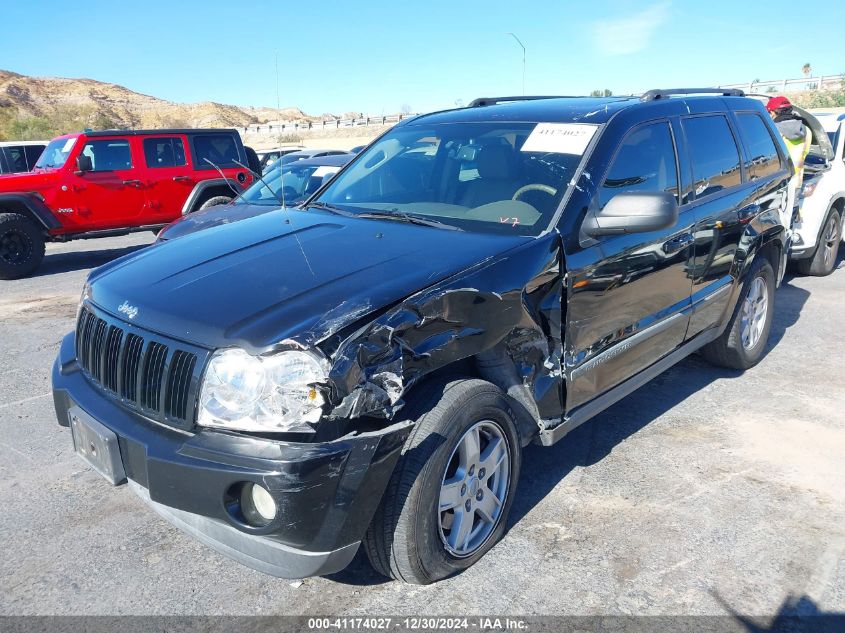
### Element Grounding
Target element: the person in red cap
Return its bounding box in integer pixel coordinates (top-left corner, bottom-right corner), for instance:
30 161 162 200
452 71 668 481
766 95 813 234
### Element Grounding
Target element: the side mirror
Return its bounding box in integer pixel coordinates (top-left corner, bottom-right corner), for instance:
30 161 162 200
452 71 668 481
582 191 678 237
76 154 93 173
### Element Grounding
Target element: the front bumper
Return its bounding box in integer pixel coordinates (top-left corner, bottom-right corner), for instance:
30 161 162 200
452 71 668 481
52 332 411 578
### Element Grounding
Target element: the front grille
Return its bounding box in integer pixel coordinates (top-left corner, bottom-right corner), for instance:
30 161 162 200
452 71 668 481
75 305 207 429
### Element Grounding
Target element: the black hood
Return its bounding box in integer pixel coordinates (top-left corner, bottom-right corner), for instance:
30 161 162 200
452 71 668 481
157 201 281 241
88 209 528 352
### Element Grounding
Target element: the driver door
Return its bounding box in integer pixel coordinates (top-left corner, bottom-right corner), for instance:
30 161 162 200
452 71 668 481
60 136 146 230
564 119 695 414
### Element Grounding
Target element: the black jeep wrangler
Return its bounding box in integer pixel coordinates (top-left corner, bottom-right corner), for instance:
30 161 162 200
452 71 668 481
53 89 789 584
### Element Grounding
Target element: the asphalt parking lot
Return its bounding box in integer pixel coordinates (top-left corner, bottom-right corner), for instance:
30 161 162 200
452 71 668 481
0 235 843 617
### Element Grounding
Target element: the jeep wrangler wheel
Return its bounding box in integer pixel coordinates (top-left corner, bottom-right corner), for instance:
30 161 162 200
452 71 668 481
796 210 841 277
701 255 775 370
0 213 45 280
198 196 233 211
364 378 521 584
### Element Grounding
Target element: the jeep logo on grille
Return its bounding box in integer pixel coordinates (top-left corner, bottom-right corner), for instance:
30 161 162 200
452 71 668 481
118 301 138 320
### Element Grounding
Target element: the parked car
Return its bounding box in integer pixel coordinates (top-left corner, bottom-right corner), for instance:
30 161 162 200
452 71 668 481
0 140 47 174
53 89 788 584
158 153 353 241
791 111 844 275
257 146 304 172
0 128 258 279
279 148 350 165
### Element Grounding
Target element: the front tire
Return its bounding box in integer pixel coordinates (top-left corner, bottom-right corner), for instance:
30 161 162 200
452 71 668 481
0 212 45 280
796 210 841 276
701 255 775 370
364 378 521 584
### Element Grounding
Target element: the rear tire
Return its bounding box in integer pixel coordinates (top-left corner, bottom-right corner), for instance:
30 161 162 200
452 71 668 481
198 195 233 211
364 378 521 584
701 255 775 370
0 212 45 280
796 210 841 276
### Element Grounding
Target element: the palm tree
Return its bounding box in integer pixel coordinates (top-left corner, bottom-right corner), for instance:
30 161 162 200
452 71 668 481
802 63 812 78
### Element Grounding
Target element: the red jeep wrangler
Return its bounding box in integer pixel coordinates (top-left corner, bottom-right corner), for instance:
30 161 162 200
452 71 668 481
0 128 257 279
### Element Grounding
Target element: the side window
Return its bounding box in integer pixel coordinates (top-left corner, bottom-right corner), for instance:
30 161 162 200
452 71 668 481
5 146 28 172
735 113 782 179
80 139 133 171
24 145 45 170
682 115 742 198
600 121 678 208
193 134 238 169
143 137 186 168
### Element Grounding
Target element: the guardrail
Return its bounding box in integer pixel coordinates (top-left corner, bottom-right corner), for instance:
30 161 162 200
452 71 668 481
719 74 843 94
243 112 415 135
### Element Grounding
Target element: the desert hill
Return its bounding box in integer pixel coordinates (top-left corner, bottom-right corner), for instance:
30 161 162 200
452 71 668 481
0 69 315 139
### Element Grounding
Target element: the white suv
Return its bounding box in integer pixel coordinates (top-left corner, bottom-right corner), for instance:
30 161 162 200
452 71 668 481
791 111 844 275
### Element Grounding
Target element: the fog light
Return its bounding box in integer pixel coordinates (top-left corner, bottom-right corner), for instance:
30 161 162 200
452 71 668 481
240 483 277 526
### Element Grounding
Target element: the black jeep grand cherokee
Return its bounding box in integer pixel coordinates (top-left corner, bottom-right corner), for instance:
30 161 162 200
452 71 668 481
53 89 789 584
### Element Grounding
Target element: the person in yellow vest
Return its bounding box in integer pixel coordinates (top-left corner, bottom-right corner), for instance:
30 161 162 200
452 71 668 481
766 96 812 231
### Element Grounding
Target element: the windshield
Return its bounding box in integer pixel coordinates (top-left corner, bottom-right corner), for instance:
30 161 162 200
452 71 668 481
34 137 77 169
239 161 343 206
313 121 592 235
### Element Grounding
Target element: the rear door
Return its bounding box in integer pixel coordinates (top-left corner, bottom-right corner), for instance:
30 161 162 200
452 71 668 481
684 109 788 337
140 135 194 222
565 119 695 413
59 136 146 230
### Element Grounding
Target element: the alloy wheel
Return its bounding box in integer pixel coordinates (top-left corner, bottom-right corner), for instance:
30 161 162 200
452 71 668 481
821 215 840 269
438 420 510 558
740 276 768 350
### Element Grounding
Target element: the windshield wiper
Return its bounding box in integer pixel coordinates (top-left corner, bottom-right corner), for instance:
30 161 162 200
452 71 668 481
357 209 463 231
305 201 357 217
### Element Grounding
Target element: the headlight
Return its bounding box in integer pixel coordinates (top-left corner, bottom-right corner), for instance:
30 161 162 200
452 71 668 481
76 283 91 321
198 348 328 433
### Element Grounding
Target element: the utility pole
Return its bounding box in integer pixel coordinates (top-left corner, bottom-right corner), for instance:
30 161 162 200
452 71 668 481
506 32 526 95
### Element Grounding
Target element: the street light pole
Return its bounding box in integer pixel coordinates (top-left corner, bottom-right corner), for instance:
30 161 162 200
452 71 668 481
506 32 526 95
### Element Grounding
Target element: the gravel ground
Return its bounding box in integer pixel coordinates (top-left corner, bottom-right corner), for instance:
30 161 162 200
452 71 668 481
0 235 843 617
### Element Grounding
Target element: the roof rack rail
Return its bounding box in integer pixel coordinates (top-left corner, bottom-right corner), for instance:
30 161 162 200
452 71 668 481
468 95 578 108
641 88 745 102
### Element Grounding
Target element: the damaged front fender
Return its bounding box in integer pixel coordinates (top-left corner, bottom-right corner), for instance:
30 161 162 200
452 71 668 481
320 232 566 424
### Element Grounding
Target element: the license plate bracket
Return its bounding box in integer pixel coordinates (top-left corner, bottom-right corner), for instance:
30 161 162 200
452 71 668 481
69 406 127 485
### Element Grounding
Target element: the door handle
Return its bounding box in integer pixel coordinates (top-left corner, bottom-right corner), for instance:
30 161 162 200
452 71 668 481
122 179 143 188
172 176 193 183
662 233 694 255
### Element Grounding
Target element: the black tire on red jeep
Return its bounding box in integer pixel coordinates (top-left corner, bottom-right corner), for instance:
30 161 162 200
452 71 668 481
0 212 46 280
198 196 233 211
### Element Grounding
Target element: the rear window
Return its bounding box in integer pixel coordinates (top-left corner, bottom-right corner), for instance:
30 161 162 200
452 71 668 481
143 137 186 168
735 113 781 179
682 115 742 199
193 134 239 169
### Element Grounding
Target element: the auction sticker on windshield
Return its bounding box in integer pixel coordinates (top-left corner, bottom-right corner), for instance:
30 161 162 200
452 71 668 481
520 123 598 155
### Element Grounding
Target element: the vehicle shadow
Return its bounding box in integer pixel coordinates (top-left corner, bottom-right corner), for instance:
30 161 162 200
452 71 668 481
34 242 153 278
712 590 845 632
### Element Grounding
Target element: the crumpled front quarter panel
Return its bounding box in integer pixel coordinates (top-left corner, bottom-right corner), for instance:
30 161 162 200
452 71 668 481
322 233 565 423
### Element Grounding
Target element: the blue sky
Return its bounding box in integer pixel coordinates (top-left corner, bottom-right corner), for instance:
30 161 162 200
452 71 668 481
4 0 843 115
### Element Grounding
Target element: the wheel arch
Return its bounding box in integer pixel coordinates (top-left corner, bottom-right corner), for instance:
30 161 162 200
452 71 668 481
181 180 240 214
0 193 60 232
